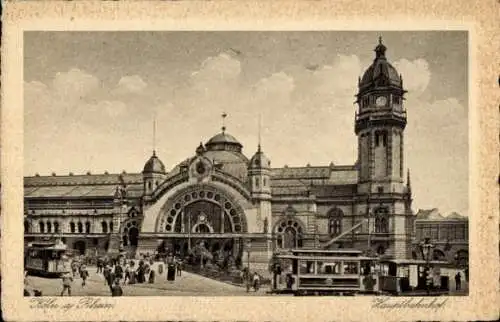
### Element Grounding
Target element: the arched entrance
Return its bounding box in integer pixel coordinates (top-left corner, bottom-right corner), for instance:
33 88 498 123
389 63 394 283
73 240 86 255
121 219 141 257
156 185 248 266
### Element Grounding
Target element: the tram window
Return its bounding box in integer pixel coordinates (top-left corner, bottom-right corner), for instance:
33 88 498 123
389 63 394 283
317 261 324 274
300 261 315 274
323 261 341 274
344 262 359 274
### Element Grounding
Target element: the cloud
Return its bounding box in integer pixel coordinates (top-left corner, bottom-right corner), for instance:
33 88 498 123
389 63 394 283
114 75 148 94
393 58 431 95
51 68 100 100
191 53 241 86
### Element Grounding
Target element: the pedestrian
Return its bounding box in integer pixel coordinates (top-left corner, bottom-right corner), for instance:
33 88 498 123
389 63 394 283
106 269 115 292
148 266 156 284
455 272 462 291
96 257 103 274
103 264 111 285
114 263 124 284
80 264 89 287
252 272 260 292
60 272 73 296
71 260 78 278
176 258 183 277
111 278 123 297
123 262 131 285
128 261 137 284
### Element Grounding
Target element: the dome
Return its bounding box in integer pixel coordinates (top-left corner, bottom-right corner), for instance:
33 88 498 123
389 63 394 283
359 38 402 91
249 145 271 169
143 151 166 174
205 131 243 153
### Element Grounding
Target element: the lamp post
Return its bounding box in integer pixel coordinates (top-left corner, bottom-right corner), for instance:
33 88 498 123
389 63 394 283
419 237 435 295
246 238 251 292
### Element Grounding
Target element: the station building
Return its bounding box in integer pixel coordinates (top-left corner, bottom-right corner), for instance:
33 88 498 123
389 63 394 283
23 39 417 274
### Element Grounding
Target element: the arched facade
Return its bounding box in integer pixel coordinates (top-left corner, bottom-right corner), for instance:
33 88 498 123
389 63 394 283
155 184 248 234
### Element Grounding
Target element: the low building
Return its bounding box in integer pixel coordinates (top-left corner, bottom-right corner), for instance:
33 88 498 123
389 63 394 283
412 208 468 267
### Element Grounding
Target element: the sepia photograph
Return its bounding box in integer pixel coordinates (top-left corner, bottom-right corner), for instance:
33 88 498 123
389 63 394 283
21 30 470 298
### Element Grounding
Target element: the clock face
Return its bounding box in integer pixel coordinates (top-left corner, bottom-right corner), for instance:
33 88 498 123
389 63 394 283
376 96 387 107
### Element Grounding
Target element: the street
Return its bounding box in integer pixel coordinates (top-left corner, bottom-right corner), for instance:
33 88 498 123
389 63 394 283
26 266 269 296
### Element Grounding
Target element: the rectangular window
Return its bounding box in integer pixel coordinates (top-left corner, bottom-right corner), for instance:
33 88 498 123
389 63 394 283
456 225 464 240
343 262 359 274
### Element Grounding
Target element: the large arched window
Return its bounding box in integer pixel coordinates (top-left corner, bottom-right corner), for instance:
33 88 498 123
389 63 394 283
374 207 389 233
54 222 60 233
328 208 343 236
101 221 108 233
39 221 45 233
122 220 140 248
85 221 91 234
77 222 83 233
109 222 114 232
46 221 52 233
70 222 75 233
275 219 304 249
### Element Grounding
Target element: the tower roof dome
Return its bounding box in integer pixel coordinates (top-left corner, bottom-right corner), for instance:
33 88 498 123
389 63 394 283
249 145 271 169
205 131 243 153
359 37 402 91
143 151 166 174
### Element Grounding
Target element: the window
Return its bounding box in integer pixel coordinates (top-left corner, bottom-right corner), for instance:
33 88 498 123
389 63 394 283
255 177 260 188
39 222 45 233
85 221 91 234
377 186 384 194
109 222 114 232
393 96 401 104
77 222 83 233
344 262 359 274
328 208 344 236
47 221 52 233
275 220 304 249
101 221 108 233
54 222 60 233
374 208 389 233
263 178 267 186
70 222 75 233
24 220 29 233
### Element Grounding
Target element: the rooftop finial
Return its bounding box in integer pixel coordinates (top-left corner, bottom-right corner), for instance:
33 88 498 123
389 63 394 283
375 36 387 59
152 113 157 155
221 112 227 134
258 113 262 152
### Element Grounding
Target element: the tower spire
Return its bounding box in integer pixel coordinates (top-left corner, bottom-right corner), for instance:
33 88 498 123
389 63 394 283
153 115 157 156
221 112 227 134
258 113 262 151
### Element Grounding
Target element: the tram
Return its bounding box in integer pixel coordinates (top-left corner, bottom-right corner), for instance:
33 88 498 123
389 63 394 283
270 249 379 296
25 240 70 277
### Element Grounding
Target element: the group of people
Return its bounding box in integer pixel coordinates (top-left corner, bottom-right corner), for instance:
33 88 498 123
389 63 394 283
99 258 157 288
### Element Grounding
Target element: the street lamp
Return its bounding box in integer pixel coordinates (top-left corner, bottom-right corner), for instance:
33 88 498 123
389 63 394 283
419 237 435 295
246 239 251 292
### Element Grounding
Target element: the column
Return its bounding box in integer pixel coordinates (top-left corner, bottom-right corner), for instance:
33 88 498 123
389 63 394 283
221 208 225 233
181 210 185 233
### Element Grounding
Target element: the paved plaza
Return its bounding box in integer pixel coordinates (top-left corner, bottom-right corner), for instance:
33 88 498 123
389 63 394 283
26 266 269 297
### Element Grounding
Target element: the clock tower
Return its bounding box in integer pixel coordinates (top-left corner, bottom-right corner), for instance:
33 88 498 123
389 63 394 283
355 38 413 259
355 37 407 195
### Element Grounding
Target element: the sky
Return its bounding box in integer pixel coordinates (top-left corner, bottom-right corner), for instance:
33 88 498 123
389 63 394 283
23 31 469 216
